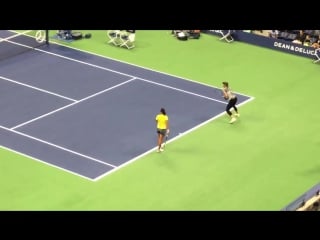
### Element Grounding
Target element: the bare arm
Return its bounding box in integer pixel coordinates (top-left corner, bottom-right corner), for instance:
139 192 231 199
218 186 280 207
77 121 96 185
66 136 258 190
222 89 228 99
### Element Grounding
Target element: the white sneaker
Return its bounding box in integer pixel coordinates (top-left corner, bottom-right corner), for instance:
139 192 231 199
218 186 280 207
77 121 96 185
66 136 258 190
234 113 240 117
229 117 237 124
160 148 164 152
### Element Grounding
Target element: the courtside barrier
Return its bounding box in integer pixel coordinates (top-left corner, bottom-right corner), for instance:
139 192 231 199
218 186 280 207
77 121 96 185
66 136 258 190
282 182 320 211
203 30 318 60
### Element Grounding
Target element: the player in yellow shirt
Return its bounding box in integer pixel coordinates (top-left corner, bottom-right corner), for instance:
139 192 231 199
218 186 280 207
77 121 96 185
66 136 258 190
155 108 170 152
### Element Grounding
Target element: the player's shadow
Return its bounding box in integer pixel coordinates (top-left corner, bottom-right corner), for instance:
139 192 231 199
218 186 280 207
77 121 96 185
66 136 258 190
154 151 178 172
166 145 195 154
298 164 320 176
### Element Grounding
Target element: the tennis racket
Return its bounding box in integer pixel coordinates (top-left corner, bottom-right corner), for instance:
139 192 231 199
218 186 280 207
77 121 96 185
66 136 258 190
162 131 169 149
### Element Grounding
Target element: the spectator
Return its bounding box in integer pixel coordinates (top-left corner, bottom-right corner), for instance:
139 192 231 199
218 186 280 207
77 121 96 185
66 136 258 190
303 35 311 46
311 37 320 49
292 30 306 44
268 30 279 38
306 201 320 211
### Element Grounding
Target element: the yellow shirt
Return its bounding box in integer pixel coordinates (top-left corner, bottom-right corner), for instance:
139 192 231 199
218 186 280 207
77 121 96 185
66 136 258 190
155 114 168 129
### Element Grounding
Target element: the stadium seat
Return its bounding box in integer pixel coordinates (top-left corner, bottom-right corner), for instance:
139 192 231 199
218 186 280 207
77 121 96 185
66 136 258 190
218 30 234 43
120 32 135 49
304 30 314 35
277 31 289 40
107 30 121 46
287 33 297 41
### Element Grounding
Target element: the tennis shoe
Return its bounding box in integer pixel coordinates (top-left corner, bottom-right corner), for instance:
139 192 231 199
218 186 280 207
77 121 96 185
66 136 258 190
234 113 240 117
229 117 237 124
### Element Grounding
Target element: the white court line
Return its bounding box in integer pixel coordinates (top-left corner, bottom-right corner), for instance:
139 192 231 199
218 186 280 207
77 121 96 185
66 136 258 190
11 78 136 130
5 34 132 79
5 32 250 104
5 31 256 180
1 30 31 42
94 96 255 181
138 78 227 104
0 125 116 168
0 145 94 181
46 33 254 99
0 75 77 102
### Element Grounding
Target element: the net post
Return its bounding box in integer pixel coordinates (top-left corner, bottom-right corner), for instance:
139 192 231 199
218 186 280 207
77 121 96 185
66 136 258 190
45 30 49 44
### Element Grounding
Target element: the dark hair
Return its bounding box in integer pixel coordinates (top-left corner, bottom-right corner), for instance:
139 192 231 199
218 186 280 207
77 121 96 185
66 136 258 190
160 108 166 115
222 81 229 87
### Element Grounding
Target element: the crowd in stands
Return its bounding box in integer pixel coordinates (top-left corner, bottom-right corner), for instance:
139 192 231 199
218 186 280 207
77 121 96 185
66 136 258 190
267 30 320 48
306 200 320 211
296 191 320 211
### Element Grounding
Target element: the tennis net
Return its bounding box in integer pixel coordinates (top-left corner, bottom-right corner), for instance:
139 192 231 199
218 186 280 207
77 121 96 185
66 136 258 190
0 30 49 62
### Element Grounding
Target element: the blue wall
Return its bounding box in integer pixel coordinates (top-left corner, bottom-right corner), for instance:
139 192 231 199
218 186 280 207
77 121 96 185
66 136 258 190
203 30 318 60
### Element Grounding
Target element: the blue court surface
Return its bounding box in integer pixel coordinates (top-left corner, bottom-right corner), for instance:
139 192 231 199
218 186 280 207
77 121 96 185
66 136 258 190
0 31 253 181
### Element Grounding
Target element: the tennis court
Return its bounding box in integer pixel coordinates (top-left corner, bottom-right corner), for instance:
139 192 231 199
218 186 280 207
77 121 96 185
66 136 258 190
0 30 252 181
1 30 319 210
